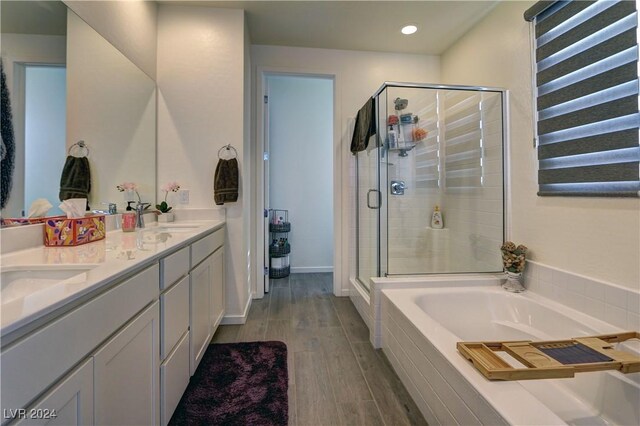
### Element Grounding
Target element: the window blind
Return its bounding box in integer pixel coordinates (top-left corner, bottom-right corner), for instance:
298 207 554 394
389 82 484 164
526 0 640 197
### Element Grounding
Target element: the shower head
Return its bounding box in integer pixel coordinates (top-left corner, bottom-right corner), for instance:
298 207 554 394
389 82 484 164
394 97 408 111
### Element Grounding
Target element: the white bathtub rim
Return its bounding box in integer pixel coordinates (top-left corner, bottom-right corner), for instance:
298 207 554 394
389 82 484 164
381 286 627 426
372 273 504 288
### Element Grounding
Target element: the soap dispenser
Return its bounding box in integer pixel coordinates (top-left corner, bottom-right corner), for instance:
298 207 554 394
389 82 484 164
431 205 443 229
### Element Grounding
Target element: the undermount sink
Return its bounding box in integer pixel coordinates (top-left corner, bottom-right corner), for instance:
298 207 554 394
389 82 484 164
1 265 97 304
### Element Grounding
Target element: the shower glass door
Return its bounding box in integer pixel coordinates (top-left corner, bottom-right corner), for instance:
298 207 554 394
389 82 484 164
356 145 380 289
383 85 505 275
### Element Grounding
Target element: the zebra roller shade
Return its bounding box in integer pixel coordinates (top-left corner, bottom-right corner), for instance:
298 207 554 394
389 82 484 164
526 0 640 197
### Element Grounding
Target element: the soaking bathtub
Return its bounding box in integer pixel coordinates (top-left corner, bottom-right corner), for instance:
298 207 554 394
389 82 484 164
380 286 640 425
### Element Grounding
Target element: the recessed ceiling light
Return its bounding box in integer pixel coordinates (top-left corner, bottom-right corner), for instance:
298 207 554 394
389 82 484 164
401 25 418 35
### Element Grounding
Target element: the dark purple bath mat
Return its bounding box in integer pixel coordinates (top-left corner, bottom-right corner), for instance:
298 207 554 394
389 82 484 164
169 341 288 426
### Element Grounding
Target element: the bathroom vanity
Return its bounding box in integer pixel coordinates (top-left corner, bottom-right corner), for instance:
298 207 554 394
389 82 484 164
0 220 225 425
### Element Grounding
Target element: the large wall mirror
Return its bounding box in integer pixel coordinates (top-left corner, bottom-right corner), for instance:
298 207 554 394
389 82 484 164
1 0 156 220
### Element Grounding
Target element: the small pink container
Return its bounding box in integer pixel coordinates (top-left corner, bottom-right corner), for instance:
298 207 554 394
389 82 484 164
122 212 136 232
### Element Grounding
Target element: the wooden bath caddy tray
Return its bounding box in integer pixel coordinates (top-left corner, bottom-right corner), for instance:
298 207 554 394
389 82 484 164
457 331 640 381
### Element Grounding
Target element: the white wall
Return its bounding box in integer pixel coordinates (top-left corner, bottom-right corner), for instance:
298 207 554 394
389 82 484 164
441 1 640 291
0 33 66 218
63 0 157 79
157 5 251 319
24 66 66 215
252 45 441 295
268 75 334 272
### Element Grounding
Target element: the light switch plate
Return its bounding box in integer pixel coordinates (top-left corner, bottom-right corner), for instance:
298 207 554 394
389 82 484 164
178 189 189 204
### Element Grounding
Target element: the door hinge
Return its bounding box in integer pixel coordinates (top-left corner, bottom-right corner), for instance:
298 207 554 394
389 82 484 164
264 267 269 276
264 95 268 104
263 152 269 161
264 209 268 218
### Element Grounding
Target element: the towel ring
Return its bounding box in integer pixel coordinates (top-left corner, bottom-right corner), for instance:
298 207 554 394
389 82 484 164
217 144 237 159
69 140 89 157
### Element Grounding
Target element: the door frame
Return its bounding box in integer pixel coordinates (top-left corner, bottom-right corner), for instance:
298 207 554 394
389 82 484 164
255 66 343 298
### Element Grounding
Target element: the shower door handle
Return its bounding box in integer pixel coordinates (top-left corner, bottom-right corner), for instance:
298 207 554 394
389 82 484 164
367 189 381 209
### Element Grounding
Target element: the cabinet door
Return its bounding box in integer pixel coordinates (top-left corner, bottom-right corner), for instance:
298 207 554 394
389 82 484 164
15 358 93 426
94 302 160 426
210 247 224 332
190 257 213 376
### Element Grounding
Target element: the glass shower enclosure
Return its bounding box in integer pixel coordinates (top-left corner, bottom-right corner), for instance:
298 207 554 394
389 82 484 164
356 82 507 289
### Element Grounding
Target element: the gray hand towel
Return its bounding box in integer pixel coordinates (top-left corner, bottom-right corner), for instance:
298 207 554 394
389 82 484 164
350 96 377 154
59 155 91 203
214 158 239 205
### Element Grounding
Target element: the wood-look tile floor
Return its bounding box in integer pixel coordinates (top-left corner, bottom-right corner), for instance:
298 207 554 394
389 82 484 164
212 273 428 426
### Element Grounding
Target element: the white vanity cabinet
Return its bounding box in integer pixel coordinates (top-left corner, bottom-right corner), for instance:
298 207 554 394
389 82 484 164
1 222 225 426
189 229 225 375
1 264 158 425
94 301 160 426
158 227 224 424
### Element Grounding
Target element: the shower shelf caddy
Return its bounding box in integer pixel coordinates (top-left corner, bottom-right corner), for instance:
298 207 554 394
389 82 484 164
268 209 291 279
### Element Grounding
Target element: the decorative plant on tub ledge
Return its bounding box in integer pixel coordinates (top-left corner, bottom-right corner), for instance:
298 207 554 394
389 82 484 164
501 241 528 293
156 182 180 222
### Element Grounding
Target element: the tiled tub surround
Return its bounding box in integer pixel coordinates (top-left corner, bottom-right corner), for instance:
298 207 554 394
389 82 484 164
380 287 639 426
524 261 640 332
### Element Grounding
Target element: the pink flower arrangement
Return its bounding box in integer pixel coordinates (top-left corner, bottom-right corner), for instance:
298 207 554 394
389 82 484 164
117 182 141 203
157 182 180 213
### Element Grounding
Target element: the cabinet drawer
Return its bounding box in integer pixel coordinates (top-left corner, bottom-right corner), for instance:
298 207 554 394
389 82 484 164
160 331 190 426
191 228 224 268
160 246 190 290
161 275 189 360
1 264 158 414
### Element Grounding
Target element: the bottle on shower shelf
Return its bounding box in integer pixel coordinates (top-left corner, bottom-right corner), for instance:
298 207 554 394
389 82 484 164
431 205 444 229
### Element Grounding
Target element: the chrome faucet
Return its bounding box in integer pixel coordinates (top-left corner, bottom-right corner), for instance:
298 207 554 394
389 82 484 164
135 203 159 228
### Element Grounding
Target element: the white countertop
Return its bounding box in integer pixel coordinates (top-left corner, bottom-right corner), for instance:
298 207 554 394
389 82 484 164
1 220 224 340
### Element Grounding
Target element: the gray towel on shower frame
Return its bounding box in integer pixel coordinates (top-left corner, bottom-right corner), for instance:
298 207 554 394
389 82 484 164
214 158 239 205
350 96 377 154
59 155 91 205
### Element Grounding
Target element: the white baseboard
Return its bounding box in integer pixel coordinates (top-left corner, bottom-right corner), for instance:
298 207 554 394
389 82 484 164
221 294 252 325
338 288 350 296
290 266 334 273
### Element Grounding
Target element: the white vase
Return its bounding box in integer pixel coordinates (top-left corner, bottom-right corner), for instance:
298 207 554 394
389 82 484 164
157 212 174 223
502 271 525 293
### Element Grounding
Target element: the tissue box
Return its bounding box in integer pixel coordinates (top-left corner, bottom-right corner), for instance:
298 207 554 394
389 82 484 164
44 215 106 246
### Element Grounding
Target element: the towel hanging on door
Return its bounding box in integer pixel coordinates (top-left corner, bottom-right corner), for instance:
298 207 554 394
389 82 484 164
350 96 377 154
214 156 239 205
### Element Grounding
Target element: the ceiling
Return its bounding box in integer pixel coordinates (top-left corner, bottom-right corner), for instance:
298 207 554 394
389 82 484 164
161 1 500 55
1 1 67 35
